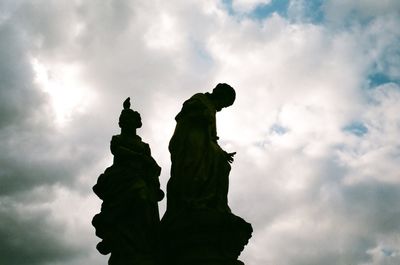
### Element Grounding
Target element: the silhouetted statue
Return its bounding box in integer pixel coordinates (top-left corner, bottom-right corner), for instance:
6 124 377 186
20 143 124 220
92 98 164 265
161 84 252 265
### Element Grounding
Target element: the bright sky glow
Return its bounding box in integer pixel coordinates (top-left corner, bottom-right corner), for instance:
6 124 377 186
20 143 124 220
144 13 182 50
31 58 94 125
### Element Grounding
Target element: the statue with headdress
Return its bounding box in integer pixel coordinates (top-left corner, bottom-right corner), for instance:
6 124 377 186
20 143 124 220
92 98 164 265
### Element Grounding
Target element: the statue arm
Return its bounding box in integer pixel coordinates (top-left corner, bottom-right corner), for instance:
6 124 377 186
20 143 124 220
143 143 164 201
143 143 161 176
111 141 143 159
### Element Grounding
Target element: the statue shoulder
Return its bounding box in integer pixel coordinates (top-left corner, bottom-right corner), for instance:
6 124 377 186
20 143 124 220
140 140 151 156
111 134 121 146
111 134 144 151
188 93 212 106
111 134 121 141
178 93 207 114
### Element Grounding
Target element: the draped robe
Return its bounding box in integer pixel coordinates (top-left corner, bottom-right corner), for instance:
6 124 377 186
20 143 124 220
92 134 161 264
166 93 231 216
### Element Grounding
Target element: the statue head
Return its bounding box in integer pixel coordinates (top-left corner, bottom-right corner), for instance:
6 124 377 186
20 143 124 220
211 83 236 111
118 97 142 131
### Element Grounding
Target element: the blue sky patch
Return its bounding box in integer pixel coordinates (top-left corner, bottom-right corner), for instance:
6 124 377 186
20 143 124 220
221 0 235 15
222 0 325 23
299 0 325 23
221 0 289 19
250 0 289 20
270 123 289 135
343 122 368 137
381 248 395 257
368 72 399 88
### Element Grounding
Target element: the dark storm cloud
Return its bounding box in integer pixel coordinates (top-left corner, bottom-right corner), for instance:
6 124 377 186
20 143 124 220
342 181 400 234
0 2 111 264
0 20 45 129
0 11 57 196
0 125 101 197
0 0 116 194
0 200 82 265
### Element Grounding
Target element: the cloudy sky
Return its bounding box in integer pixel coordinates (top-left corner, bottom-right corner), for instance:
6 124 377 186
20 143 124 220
1 0 400 264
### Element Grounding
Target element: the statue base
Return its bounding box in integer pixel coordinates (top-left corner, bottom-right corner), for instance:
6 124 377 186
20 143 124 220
160 208 252 265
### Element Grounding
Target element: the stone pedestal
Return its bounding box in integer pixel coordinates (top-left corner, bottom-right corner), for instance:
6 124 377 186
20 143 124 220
161 209 252 265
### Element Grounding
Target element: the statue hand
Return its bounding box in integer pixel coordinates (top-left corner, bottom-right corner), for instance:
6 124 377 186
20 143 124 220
226 152 236 164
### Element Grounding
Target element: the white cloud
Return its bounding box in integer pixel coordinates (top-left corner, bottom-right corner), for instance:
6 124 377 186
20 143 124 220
144 12 183 51
338 83 400 185
324 0 400 24
232 0 272 13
